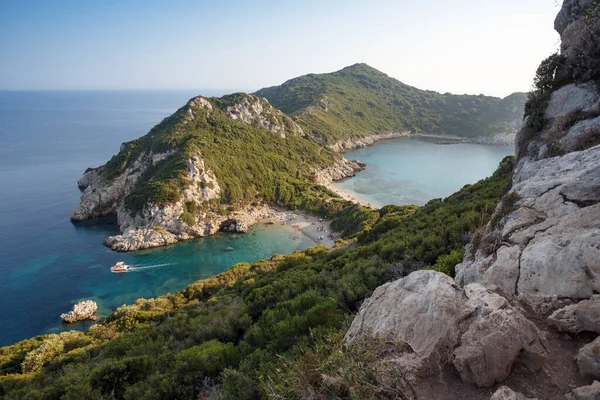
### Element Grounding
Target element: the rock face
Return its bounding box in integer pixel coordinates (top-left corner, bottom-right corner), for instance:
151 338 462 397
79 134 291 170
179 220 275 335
312 157 365 185
225 94 303 138
347 4 600 395
346 271 548 388
60 300 98 323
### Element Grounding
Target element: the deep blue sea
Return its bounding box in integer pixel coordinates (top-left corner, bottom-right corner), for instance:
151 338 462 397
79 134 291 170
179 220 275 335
0 91 314 347
333 137 513 208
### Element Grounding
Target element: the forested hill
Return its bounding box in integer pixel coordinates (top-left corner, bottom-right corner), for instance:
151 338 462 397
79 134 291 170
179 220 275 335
255 63 526 145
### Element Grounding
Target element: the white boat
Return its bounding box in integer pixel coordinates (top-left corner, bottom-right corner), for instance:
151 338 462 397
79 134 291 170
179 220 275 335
111 261 129 273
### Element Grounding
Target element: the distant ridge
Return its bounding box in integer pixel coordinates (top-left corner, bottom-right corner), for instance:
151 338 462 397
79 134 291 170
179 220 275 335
256 63 526 145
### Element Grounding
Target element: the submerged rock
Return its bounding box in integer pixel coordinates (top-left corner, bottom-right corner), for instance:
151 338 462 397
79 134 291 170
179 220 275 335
60 300 98 323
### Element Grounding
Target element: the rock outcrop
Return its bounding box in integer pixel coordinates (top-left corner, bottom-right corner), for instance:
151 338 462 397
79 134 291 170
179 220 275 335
577 337 600 379
330 131 411 152
566 381 600 400
311 157 366 185
346 271 547 388
225 94 304 138
491 387 538 400
60 300 98 323
346 1 600 397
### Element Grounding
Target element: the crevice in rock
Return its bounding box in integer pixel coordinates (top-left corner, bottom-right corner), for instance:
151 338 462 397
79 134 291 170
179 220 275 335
558 191 600 208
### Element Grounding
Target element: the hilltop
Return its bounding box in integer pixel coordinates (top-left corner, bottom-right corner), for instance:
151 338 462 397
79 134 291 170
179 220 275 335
256 63 526 146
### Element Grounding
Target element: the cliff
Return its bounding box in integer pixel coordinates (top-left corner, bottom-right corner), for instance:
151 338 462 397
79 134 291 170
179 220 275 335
347 1 600 398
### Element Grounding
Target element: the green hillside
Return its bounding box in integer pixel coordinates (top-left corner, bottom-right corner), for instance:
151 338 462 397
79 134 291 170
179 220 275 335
256 63 526 145
101 93 347 216
0 157 515 399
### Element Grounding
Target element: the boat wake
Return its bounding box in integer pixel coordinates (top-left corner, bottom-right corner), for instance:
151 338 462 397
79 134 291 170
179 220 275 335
127 263 172 271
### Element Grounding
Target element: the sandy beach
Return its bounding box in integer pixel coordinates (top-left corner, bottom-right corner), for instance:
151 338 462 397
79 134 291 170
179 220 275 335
260 209 338 247
326 183 375 209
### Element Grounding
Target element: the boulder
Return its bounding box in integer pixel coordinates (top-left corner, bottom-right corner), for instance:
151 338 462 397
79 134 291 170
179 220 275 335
490 386 538 400
548 298 600 334
60 300 98 323
566 381 600 400
453 284 548 387
346 271 547 387
345 271 465 366
577 336 600 379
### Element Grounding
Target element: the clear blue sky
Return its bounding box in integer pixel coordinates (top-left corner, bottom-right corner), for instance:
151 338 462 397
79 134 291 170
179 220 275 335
0 0 560 97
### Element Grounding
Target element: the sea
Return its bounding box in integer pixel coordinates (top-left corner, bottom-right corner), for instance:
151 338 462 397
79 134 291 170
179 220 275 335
0 91 314 347
333 136 513 208
0 91 513 347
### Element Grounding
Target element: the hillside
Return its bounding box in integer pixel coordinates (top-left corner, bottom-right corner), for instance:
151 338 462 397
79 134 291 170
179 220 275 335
70 93 363 251
0 155 515 399
255 63 526 146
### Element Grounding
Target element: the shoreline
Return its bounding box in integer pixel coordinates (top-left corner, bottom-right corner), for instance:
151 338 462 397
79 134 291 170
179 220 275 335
331 131 515 154
259 209 338 247
326 182 376 209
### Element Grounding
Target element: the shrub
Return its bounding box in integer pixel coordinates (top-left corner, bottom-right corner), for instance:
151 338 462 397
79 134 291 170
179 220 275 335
180 211 195 226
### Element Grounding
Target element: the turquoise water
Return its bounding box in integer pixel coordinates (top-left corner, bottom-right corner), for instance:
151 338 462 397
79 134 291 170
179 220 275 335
0 91 313 347
334 137 514 207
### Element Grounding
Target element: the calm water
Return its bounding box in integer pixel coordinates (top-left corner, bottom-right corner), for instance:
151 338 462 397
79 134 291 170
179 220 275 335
333 137 514 208
0 91 313 347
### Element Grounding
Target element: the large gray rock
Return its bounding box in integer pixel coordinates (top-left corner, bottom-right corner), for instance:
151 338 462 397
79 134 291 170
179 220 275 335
548 298 600 334
566 381 600 400
456 145 600 311
490 386 538 400
345 270 465 365
577 336 600 379
346 271 547 388
453 285 547 387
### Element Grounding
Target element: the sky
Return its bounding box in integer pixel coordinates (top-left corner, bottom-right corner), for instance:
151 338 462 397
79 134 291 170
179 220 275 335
0 0 561 97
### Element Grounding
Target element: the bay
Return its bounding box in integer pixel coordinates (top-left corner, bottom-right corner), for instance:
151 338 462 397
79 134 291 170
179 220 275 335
333 136 514 208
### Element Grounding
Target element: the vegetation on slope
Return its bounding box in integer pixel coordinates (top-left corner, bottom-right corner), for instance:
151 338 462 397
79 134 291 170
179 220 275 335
256 63 526 145
0 156 514 399
101 94 351 216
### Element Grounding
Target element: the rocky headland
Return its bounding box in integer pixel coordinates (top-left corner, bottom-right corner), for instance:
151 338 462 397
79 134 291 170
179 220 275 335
71 93 363 251
345 1 600 398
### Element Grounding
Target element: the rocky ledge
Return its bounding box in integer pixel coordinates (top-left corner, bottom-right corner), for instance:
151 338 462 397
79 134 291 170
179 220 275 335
60 300 98 323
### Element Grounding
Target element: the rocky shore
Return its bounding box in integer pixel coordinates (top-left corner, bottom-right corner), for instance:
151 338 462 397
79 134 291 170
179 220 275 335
330 131 411 152
60 300 98 323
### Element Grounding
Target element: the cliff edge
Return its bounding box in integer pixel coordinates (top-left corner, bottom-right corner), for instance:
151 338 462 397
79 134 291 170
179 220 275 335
347 1 600 398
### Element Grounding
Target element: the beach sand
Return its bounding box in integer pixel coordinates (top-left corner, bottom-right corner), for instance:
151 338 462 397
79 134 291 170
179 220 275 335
326 183 375 209
260 210 338 247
